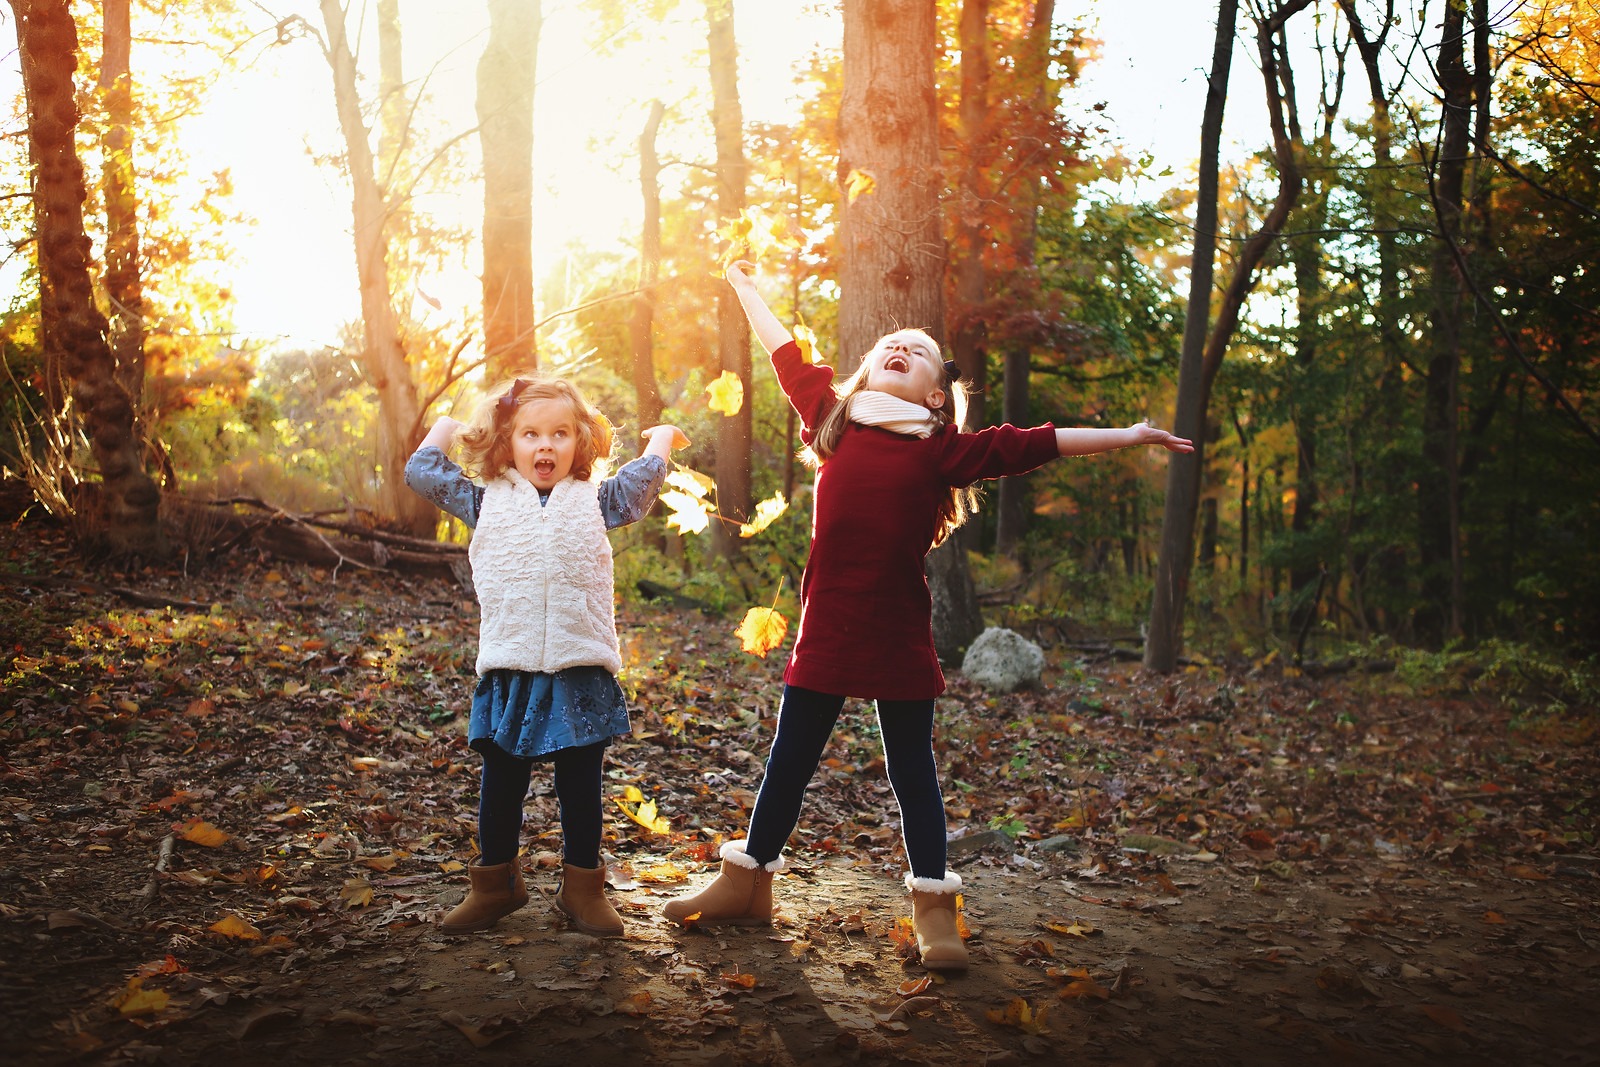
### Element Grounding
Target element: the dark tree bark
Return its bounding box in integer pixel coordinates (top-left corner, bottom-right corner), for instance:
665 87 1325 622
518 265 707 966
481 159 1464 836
1418 0 1474 640
1146 0 1312 670
477 0 541 377
841 0 978 661
706 0 752 546
11 0 162 556
99 0 143 402
949 0 990 428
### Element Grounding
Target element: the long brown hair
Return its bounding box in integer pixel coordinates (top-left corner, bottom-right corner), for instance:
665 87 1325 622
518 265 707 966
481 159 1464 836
806 330 979 546
455 376 614 482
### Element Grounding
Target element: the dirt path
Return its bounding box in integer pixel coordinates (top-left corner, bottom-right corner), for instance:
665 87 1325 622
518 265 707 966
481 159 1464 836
12 840 1597 1065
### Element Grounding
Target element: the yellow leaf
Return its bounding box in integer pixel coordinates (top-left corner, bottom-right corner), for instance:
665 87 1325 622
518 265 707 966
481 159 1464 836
209 913 263 940
361 854 400 872
665 466 716 499
845 168 876 203
109 977 170 1017
735 606 788 658
616 796 671 835
985 997 1049 1034
622 784 645 803
794 322 823 365
177 818 229 847
706 370 745 417
635 862 689 884
661 490 714 535
739 492 788 538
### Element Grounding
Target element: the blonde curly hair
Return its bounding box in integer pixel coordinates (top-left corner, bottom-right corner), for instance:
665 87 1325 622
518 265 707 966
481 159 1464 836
454 376 613 482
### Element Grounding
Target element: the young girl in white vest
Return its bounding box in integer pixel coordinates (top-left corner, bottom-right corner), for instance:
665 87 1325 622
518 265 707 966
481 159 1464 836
406 377 687 936
660 263 1192 970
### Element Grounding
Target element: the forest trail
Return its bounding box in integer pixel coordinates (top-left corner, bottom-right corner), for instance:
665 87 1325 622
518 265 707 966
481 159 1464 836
2 514 1596 1065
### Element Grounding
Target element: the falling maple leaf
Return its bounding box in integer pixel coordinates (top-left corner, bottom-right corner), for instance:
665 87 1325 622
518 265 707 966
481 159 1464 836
661 490 714 535
845 168 876 203
706 370 745 417
739 492 788 538
736 606 788 658
716 207 801 269
666 466 716 499
794 322 824 365
616 796 671 835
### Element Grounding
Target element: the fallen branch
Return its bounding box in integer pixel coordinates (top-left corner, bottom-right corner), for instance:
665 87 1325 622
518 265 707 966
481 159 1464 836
0 570 211 611
140 833 175 903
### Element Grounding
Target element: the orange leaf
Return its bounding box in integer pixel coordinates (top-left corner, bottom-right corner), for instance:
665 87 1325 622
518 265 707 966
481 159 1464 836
109 977 169 1018
615 991 653 1016
845 168 876 204
898 976 933 996
720 970 758 989
985 997 1049 1034
1482 910 1507 924
177 818 229 847
1059 978 1111 1000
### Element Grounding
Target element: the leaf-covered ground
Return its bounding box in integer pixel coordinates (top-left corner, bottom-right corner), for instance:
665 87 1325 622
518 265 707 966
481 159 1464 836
3 501 1598 1066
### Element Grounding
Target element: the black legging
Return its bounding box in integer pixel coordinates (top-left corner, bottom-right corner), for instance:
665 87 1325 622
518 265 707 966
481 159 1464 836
476 740 605 869
744 685 947 880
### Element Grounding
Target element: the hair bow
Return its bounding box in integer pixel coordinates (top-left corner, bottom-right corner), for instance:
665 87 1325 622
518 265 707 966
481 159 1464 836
497 378 529 416
943 360 960 382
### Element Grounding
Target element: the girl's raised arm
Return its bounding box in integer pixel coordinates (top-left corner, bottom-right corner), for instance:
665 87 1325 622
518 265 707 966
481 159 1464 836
725 261 793 355
417 416 464 453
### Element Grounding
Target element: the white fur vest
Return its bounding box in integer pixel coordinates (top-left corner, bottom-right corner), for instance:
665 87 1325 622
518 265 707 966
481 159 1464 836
469 471 622 676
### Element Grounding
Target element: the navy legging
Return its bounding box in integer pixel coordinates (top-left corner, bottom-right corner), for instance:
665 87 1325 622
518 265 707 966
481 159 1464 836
744 685 947 880
476 741 604 869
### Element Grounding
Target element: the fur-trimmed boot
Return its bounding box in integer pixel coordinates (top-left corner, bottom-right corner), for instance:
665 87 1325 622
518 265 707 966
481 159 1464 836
906 872 968 971
661 840 783 927
440 859 529 933
554 862 625 938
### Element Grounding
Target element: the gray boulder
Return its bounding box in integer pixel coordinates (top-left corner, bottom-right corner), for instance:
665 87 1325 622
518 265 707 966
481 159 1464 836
960 627 1045 692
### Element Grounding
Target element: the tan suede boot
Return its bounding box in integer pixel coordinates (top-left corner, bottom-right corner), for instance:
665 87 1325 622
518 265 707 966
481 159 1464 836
907 872 968 971
554 862 624 938
661 840 783 927
440 860 529 933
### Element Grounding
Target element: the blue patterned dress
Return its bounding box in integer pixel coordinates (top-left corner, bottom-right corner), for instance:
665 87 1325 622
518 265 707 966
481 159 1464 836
405 447 666 762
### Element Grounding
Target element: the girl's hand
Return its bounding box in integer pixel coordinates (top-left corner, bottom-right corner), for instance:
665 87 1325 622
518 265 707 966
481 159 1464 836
724 260 758 291
1130 421 1194 453
418 415 465 452
643 424 691 452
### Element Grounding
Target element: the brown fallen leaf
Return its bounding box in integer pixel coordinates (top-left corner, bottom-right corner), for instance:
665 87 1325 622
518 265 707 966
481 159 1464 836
440 1010 523 1048
1420 1003 1467 1032
234 1004 298 1038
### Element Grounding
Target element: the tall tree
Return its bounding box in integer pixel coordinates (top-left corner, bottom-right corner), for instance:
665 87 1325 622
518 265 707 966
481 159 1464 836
98 0 143 403
948 0 990 424
9 0 162 555
706 0 752 543
316 0 431 535
477 0 541 377
840 0 979 659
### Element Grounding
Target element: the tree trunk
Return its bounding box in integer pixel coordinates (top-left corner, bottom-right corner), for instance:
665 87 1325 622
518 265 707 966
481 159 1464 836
841 0 977 661
319 0 431 537
11 0 162 556
631 100 667 553
1418 0 1472 641
1145 0 1311 671
377 0 406 171
994 0 1054 559
706 0 752 548
1144 0 1238 671
477 0 541 378
949 0 989 427
99 0 143 403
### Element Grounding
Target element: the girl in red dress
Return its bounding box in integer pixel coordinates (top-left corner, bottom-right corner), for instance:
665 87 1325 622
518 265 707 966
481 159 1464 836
662 263 1191 970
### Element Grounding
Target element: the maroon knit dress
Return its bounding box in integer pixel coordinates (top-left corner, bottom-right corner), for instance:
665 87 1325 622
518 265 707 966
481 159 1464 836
771 340 1059 700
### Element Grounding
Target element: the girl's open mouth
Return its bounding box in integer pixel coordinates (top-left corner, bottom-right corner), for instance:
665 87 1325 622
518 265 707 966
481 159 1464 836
884 354 910 373
534 460 556 477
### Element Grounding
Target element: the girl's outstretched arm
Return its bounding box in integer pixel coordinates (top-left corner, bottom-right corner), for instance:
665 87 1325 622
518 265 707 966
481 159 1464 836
416 416 464 453
1055 422 1194 458
641 424 690 462
725 261 793 355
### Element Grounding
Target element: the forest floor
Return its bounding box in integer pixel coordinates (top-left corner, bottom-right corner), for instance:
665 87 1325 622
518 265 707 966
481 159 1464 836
2 493 1599 1066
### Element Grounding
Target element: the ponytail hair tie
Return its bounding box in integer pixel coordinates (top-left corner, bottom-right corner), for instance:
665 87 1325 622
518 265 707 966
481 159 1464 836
497 378 530 416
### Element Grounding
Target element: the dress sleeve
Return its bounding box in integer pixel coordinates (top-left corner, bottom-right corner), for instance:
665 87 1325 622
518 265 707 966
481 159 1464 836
597 454 668 530
770 339 838 443
404 446 483 528
935 423 1060 487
